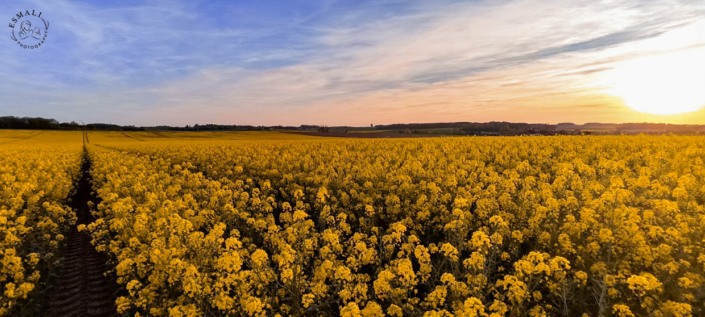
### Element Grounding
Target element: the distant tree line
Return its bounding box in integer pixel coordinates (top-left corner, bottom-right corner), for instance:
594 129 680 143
373 121 555 135
0 116 145 131
166 124 300 131
375 121 553 131
3 116 705 135
0 116 60 129
375 121 705 136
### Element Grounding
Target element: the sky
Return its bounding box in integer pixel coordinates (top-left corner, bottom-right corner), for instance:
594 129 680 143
1 0 704 126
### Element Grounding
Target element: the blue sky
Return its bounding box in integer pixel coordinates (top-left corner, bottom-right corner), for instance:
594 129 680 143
1 0 704 126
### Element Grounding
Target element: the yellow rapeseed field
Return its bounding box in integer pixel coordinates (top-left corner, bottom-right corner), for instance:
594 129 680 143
3 131 705 317
0 131 83 314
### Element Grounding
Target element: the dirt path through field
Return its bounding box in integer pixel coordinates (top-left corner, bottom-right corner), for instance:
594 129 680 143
39 150 120 317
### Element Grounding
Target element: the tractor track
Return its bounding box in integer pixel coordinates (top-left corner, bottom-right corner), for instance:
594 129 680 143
38 150 120 317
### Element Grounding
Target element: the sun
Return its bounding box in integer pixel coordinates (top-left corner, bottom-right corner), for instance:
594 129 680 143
606 48 705 115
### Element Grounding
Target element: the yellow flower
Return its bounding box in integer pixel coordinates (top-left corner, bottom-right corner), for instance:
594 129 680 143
388 304 403 317
341 302 362 317
626 273 662 296
361 301 384 317
612 304 634 317
440 243 458 261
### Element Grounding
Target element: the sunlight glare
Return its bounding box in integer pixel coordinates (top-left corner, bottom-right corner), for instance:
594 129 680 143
607 48 705 115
